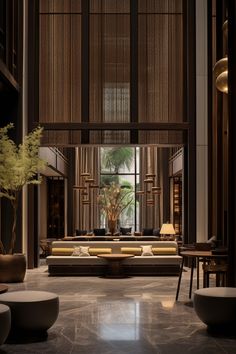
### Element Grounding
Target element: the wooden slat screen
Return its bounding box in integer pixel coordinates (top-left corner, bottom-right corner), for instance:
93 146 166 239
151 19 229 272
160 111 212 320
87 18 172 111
89 14 130 123
39 0 81 123
138 3 183 123
39 0 185 144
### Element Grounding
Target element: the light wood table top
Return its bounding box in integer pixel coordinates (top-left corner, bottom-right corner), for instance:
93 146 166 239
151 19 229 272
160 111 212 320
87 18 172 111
0 284 8 294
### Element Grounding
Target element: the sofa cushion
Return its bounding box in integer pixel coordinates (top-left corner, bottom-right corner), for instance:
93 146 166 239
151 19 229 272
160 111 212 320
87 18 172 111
142 228 154 236
152 247 177 255
141 245 153 256
123 255 182 265
50 240 178 255
75 229 87 236
121 247 142 256
47 256 107 265
72 246 90 257
94 228 106 236
120 227 132 235
153 228 160 236
52 247 74 256
88 248 112 255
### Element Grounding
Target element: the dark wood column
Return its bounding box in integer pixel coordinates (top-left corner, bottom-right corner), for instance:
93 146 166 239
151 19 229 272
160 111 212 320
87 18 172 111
215 0 224 242
227 0 236 286
28 0 39 130
67 148 75 236
27 184 38 268
130 0 138 144
81 0 89 143
207 0 213 239
183 0 196 244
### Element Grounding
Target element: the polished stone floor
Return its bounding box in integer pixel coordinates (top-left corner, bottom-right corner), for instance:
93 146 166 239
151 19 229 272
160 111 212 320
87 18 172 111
1 266 236 354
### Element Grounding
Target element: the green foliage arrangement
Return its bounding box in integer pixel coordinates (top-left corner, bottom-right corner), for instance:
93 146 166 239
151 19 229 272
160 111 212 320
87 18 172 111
0 123 46 254
97 182 133 224
101 147 134 173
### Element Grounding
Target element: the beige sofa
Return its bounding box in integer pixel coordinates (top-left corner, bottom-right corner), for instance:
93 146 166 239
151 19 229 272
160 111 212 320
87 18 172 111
46 240 182 276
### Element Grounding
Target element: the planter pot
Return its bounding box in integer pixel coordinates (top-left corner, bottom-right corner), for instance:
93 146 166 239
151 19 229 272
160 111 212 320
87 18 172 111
0 254 26 283
108 219 117 235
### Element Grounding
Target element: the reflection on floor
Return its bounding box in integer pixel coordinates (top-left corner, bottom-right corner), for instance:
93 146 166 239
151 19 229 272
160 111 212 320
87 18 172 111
1 266 236 354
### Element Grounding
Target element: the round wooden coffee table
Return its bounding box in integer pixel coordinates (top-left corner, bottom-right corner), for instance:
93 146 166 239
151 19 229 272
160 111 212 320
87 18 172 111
0 285 8 294
97 254 134 278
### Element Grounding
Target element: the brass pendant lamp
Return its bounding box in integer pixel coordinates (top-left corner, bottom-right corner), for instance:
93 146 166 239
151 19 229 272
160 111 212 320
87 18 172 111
213 20 228 93
136 173 161 206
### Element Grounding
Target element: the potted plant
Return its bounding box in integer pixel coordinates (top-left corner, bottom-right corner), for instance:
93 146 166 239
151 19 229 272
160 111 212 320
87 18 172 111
97 182 133 235
0 123 46 282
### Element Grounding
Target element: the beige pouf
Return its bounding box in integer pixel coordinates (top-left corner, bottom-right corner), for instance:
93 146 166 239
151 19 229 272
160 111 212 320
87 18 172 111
194 287 236 333
0 291 59 335
0 304 11 344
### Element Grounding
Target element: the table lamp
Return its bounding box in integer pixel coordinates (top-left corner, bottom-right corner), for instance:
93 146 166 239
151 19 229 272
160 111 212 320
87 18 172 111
160 223 176 240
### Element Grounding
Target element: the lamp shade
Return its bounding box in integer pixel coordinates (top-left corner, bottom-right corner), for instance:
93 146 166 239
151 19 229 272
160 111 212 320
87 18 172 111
160 223 176 235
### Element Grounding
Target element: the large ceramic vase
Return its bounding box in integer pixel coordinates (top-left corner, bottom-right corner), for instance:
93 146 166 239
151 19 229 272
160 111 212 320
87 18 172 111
108 219 117 235
0 254 26 283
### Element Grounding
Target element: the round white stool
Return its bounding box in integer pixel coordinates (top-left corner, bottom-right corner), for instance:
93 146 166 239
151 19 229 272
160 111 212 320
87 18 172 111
0 291 59 336
194 287 236 332
0 304 11 344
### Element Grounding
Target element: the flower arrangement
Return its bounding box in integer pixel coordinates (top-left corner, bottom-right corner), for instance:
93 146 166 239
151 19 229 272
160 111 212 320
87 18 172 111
97 182 133 234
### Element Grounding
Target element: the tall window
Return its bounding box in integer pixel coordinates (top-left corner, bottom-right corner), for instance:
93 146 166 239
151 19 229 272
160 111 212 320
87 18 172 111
100 147 140 231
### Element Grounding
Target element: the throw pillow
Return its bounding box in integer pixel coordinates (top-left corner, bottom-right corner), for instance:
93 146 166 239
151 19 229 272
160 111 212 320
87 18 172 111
120 227 132 235
153 228 160 236
72 246 90 257
75 229 87 236
141 245 153 256
94 228 106 236
142 228 153 236
72 246 81 256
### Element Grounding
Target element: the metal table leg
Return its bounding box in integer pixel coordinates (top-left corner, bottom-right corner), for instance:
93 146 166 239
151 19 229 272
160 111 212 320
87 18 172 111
197 256 199 289
189 257 194 299
176 256 184 301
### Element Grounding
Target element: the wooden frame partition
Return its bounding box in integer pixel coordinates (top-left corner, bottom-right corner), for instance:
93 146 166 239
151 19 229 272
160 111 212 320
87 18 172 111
27 0 197 266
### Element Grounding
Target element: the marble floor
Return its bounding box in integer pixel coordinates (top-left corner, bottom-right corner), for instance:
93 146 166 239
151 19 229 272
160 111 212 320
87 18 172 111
0 266 236 354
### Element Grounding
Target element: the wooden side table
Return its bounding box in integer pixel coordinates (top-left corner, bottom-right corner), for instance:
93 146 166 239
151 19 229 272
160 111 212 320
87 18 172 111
176 251 228 301
97 254 134 278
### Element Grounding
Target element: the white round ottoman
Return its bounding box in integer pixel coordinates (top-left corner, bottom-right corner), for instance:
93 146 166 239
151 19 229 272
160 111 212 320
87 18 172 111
0 304 11 345
0 291 59 336
194 287 236 332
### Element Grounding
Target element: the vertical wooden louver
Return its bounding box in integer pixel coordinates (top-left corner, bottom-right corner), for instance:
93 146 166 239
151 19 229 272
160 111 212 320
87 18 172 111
39 0 82 123
39 0 185 145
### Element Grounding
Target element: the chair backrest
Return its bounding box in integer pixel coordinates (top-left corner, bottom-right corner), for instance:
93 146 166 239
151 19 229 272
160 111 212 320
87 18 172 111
195 243 212 251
